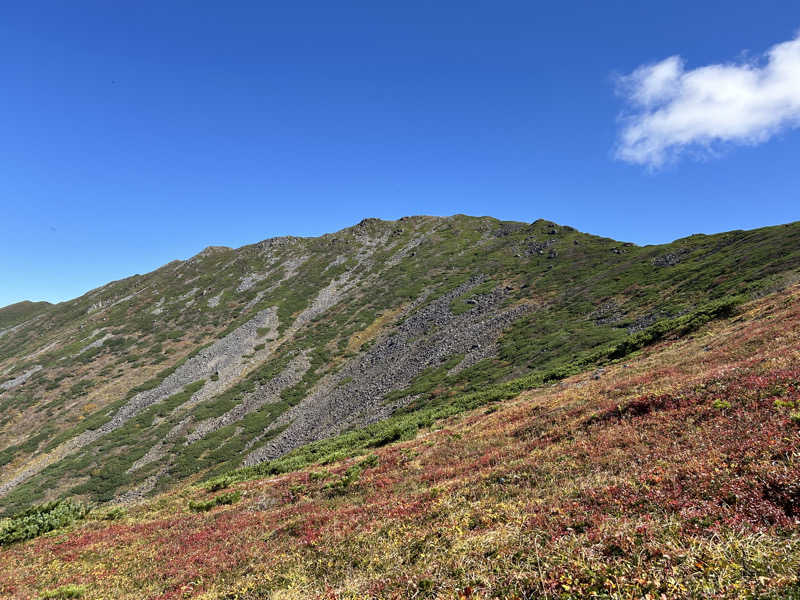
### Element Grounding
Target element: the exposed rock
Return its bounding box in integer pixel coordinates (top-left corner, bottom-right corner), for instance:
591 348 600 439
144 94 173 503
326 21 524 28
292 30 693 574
186 352 310 445
255 236 300 254
207 292 223 308
652 248 690 267
0 366 42 392
87 300 110 314
78 334 112 355
493 223 526 238
151 297 165 315
589 300 625 326
180 287 199 300
517 237 556 257
237 255 308 293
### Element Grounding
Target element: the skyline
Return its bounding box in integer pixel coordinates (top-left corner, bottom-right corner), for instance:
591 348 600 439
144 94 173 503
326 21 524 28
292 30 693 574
2 2 799 307
4 212 798 308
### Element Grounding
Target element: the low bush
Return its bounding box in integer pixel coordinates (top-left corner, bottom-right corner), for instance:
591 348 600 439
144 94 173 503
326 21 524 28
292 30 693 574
95 506 127 521
188 490 241 512
40 584 87 599
0 499 89 546
202 474 236 492
323 454 379 497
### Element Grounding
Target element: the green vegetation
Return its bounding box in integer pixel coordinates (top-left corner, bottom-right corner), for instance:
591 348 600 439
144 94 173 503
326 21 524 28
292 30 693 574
0 426 56 468
323 454 379 497
188 490 241 512
40 584 87 599
95 505 127 521
606 295 741 359
66 378 95 399
202 474 236 492
0 499 88 546
0 300 51 330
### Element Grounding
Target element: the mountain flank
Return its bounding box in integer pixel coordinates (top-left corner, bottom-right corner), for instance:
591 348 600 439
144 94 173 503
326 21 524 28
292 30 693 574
0 301 52 332
0 215 799 517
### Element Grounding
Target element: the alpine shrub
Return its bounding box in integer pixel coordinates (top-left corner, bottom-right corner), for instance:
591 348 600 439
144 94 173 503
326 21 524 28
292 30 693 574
0 499 89 546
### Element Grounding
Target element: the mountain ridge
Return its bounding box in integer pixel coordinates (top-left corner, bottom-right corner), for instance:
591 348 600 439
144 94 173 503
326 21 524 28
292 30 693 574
7 215 799 313
1 214 799 516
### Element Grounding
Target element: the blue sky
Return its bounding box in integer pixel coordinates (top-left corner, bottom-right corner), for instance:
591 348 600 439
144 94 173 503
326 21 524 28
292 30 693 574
2 1 799 307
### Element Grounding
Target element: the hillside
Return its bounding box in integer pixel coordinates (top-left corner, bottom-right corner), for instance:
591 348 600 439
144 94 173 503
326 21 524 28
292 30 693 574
0 301 52 331
1 215 799 519
1 275 798 599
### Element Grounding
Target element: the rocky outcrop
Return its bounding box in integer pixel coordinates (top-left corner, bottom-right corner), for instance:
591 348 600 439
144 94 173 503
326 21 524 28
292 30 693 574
652 248 690 267
0 366 42 392
515 237 556 257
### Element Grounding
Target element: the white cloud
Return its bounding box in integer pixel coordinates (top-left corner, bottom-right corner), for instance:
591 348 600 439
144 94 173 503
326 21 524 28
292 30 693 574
615 31 800 167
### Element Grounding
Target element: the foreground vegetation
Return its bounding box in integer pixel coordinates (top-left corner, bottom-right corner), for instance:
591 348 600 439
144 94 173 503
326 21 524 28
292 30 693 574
0 499 88 546
1 284 798 599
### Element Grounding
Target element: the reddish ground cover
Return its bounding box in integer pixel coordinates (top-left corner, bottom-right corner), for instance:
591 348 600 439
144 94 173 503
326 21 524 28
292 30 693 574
1 286 799 599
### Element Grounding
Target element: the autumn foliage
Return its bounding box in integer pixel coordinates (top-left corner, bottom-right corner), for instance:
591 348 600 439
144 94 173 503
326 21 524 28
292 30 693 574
1 286 799 599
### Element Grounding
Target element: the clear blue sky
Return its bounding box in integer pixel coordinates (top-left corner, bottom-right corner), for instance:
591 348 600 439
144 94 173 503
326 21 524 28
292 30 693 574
2 1 799 307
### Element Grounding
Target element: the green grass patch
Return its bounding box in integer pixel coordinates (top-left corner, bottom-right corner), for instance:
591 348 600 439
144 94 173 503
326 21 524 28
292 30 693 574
40 584 87 599
188 490 241 512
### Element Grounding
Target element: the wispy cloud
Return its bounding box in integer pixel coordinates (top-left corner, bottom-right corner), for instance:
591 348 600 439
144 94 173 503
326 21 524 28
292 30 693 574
615 31 800 167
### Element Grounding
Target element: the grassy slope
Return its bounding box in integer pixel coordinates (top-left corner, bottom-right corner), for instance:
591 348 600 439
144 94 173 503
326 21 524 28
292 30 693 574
1 285 799 599
1 216 799 514
0 301 52 330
